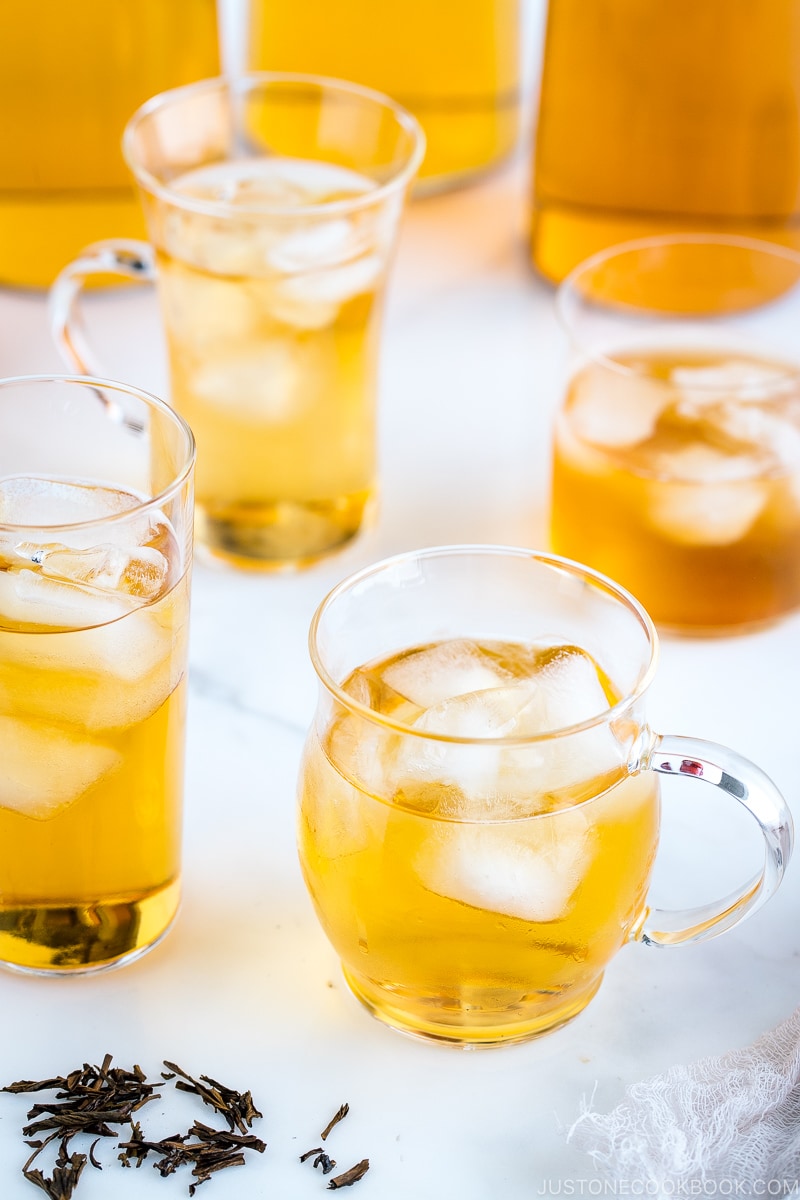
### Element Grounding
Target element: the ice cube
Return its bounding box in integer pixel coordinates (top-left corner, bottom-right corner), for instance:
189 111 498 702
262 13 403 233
653 442 764 483
174 158 375 208
276 255 382 305
251 159 374 204
163 159 377 275
384 647 620 809
13 542 168 601
0 568 137 629
189 342 303 421
0 715 120 819
414 809 592 922
382 640 513 710
712 407 800 473
531 645 612 732
266 255 383 330
267 220 361 273
671 360 795 412
491 648 625 807
414 683 542 739
161 207 277 277
645 446 768 544
568 364 669 449
0 581 185 731
0 477 139 527
342 666 425 725
398 684 543 803
160 263 259 353
302 722 389 859
172 159 314 207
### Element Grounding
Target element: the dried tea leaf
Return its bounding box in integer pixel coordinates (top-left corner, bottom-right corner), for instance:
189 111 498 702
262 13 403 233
328 1158 370 1189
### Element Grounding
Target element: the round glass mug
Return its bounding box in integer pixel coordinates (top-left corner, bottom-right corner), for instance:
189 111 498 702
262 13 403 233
0 375 195 973
549 234 800 635
49 73 425 571
297 546 793 1046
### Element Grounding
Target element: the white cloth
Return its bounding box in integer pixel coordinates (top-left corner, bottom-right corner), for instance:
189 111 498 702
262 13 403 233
567 1008 800 1194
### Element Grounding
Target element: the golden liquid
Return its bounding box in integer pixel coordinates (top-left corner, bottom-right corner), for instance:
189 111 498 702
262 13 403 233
247 0 520 188
0 505 190 972
0 0 219 287
550 351 800 633
154 160 383 569
298 639 660 1045
531 0 800 283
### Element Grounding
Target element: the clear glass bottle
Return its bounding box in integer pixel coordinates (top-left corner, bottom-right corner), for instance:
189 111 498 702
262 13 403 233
246 0 521 192
530 0 800 283
0 0 220 287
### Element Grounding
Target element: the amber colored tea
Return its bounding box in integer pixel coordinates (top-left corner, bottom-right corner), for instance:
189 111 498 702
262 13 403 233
550 350 800 632
156 157 385 567
298 637 660 1045
531 0 800 282
0 478 189 971
0 0 219 287
247 0 520 188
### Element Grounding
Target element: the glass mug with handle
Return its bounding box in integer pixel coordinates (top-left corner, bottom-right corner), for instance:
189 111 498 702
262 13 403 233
297 546 792 1046
49 73 425 571
0 375 195 973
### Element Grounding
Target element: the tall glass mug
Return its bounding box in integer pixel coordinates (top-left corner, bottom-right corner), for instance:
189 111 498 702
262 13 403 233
550 236 800 634
530 0 800 283
297 547 792 1046
246 0 520 191
50 75 424 570
0 376 195 973
0 0 219 288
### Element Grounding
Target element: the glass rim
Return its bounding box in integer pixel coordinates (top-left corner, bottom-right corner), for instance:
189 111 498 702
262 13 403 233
309 544 660 745
556 232 800 388
0 373 196 533
122 71 427 220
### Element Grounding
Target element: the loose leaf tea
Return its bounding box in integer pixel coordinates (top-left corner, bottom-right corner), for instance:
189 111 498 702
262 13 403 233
5 1060 368 1194
17 1147 87 1200
161 1061 263 1135
301 1102 370 1189
299 1147 337 1174
321 1103 350 1141
2 1055 159 1199
118 1119 267 1196
3 1057 265 1197
328 1159 370 1189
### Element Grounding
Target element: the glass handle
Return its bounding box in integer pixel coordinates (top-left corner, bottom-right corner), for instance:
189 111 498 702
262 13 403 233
48 240 156 375
636 732 793 947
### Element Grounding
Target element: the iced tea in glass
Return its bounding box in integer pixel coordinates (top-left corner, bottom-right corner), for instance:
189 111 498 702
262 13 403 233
550 236 800 634
0 376 194 972
50 75 424 570
298 547 791 1045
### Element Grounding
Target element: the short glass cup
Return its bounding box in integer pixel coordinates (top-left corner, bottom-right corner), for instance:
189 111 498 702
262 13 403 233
297 546 792 1046
49 73 425 570
549 235 800 634
0 375 195 973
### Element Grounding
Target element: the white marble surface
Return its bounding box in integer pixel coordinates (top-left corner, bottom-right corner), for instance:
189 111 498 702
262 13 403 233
1 153 800 1198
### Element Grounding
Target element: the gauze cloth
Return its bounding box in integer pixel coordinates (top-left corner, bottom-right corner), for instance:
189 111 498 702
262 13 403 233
567 1007 800 1193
